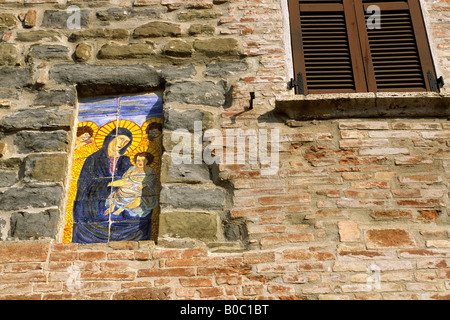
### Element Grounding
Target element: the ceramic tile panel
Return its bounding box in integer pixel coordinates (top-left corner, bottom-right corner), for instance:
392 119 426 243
63 93 163 243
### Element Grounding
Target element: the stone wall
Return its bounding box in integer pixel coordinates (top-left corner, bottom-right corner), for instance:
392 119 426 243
0 0 449 300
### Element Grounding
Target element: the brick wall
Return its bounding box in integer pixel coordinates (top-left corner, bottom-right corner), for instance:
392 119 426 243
0 0 449 300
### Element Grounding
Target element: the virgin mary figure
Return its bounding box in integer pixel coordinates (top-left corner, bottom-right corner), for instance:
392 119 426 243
72 127 151 243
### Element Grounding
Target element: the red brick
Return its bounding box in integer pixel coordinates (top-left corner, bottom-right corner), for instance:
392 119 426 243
258 194 310 205
0 272 46 284
398 175 442 184
342 172 372 180
350 181 389 189
260 233 314 246
197 265 252 276
338 221 360 242
152 249 181 259
197 287 225 298
417 210 442 222
243 284 264 296
175 287 195 298
137 267 196 277
280 249 314 261
216 275 242 285
107 251 135 260
339 121 389 130
24 9 36 27
165 257 223 267
268 284 295 295
365 228 416 249
370 209 413 220
392 189 421 198
3 262 42 273
108 241 139 250
243 251 276 264
340 156 387 165
79 251 107 261
100 261 130 271
179 277 213 287
134 250 152 261
81 271 136 281
0 240 51 263
396 199 441 207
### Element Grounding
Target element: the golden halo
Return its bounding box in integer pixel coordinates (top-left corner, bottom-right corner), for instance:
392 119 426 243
94 120 142 153
140 117 163 146
141 117 163 135
77 121 99 135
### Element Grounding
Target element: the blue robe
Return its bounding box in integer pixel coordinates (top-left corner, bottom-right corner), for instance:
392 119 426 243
72 127 152 243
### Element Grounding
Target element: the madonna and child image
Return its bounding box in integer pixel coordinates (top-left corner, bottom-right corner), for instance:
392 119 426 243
63 93 163 244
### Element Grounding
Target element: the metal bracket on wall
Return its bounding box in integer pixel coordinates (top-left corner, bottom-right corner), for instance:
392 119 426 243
288 72 304 95
427 70 444 92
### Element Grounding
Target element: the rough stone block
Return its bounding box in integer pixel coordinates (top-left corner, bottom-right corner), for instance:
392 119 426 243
0 67 31 88
0 13 18 31
177 10 222 21
28 45 70 61
205 62 248 77
160 185 226 210
0 170 18 187
0 44 18 66
68 28 129 42
0 184 63 211
9 210 58 239
158 64 195 81
194 38 241 57
159 211 217 240
188 24 215 36
98 43 154 59
163 40 193 57
166 162 211 183
23 154 67 182
74 43 92 62
15 31 60 42
165 81 226 107
163 108 210 132
41 10 90 29
0 107 72 132
133 21 181 38
50 64 161 90
33 89 76 106
14 130 69 153
96 7 164 21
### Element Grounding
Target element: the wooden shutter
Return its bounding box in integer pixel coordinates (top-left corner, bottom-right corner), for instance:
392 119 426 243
288 0 367 94
288 0 439 94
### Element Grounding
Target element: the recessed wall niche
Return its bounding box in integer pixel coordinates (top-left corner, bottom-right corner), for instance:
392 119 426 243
63 93 163 244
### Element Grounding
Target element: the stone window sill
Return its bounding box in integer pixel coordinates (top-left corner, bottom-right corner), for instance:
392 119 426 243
274 92 450 120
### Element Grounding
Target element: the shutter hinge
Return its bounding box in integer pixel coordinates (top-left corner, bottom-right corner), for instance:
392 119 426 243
427 71 444 92
289 72 304 95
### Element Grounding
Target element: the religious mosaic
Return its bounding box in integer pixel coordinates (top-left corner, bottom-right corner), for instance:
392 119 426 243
63 93 163 243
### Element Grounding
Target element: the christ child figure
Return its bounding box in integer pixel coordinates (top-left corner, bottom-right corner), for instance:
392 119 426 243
104 152 158 218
